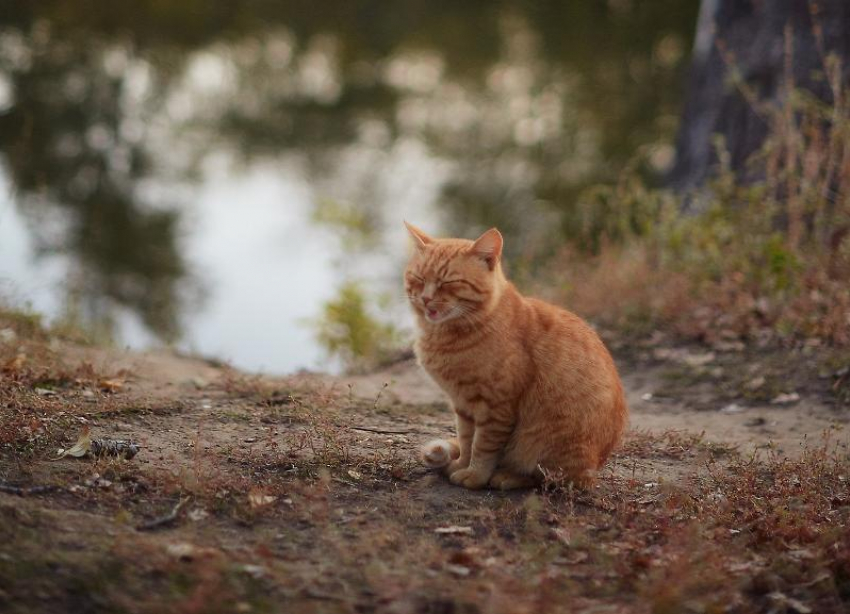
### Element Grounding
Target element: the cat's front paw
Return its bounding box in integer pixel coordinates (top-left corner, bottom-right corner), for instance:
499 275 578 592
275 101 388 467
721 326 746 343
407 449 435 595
449 468 491 490
445 459 469 475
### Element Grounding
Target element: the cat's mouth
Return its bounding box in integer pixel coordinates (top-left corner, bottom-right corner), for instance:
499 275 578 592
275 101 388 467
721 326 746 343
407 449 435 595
423 305 453 323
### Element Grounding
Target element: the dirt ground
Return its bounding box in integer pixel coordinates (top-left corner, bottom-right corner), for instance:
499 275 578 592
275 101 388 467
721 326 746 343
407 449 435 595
1 335 849 613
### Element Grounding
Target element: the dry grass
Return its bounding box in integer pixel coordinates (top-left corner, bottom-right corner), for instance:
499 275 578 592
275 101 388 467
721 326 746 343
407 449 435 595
2 290 849 613
7 439 846 613
2 356 848 614
549 32 850 354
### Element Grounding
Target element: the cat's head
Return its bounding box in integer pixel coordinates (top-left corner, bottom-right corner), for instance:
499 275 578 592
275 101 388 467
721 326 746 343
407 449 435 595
403 222 506 326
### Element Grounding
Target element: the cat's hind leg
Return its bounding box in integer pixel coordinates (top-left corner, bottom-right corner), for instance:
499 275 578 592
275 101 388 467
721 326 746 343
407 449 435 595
545 445 599 490
488 468 539 490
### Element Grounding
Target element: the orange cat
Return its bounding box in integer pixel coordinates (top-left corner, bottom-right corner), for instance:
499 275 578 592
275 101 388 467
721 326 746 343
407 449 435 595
404 222 627 490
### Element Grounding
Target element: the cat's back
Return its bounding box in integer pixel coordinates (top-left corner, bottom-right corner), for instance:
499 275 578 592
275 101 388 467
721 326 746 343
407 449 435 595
520 296 621 382
522 295 627 451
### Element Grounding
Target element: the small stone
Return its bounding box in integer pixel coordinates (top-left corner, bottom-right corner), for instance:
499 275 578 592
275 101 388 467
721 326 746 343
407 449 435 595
445 564 471 577
682 352 715 367
721 403 744 414
713 340 746 352
771 392 800 405
434 526 474 535
166 543 198 561
238 564 266 579
188 508 209 522
745 376 765 390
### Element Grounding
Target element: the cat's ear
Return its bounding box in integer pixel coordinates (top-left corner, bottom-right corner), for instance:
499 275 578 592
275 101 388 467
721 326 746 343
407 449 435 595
471 228 503 271
404 221 434 252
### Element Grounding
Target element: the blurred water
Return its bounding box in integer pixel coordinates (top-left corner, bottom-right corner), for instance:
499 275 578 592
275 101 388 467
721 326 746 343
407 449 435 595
0 1 697 373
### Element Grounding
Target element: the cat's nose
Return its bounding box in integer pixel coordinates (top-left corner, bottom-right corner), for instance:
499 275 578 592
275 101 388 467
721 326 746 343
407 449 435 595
422 296 432 306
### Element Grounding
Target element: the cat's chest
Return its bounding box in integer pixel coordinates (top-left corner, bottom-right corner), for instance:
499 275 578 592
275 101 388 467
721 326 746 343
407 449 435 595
414 334 510 401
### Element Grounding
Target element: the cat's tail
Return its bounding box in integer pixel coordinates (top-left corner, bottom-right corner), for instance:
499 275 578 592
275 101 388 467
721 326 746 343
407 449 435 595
420 438 460 469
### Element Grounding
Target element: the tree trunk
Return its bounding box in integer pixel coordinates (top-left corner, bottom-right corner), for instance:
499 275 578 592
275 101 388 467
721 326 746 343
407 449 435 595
669 0 850 207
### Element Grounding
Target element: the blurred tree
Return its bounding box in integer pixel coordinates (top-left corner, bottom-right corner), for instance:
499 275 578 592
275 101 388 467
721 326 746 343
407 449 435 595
670 0 850 201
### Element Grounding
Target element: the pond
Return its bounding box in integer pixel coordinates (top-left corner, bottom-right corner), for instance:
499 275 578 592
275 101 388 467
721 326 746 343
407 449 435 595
0 1 698 373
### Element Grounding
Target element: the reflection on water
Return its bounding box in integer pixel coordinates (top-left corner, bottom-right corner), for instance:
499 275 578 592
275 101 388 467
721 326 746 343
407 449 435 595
0 1 697 373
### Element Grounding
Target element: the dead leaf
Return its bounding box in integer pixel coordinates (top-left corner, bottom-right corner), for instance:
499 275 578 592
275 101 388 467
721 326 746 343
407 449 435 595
445 564 471 577
771 392 800 405
164 542 218 562
55 427 139 460
448 548 481 569
99 379 124 393
434 526 474 535
248 489 277 509
682 352 715 367
188 508 209 522
553 551 589 565
166 543 198 560
55 426 92 459
550 527 572 545
0 328 17 344
2 353 25 372
238 564 266 579
347 469 362 480
745 376 766 390
767 592 811 614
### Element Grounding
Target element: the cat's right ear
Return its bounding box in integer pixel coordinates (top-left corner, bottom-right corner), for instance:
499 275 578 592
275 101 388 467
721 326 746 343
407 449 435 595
404 221 433 252
471 227 503 271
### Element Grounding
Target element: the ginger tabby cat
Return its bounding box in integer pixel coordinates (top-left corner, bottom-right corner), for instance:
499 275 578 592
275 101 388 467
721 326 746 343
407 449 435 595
404 222 627 490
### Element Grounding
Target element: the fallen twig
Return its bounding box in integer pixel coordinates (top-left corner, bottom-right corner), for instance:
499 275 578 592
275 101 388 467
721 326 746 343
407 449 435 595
303 588 348 602
351 426 412 435
136 496 190 531
0 483 60 496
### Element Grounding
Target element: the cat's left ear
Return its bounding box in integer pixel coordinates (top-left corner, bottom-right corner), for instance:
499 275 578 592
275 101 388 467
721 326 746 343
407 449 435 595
471 228 503 271
404 221 434 252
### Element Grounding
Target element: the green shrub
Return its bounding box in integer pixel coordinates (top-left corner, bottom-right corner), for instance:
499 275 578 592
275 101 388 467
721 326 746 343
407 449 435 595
313 282 402 372
555 55 850 346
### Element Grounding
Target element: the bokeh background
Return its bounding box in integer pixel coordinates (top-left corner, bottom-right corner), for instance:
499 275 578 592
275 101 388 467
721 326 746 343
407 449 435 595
0 1 699 373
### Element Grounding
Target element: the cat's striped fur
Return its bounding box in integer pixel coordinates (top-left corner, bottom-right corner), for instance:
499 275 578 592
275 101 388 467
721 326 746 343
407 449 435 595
405 222 627 490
